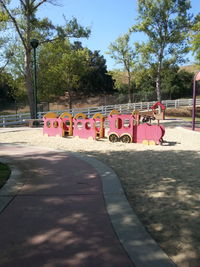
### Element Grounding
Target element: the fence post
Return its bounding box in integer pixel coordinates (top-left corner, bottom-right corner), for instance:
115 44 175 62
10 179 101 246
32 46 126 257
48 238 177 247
19 114 22 124
38 112 42 119
3 117 5 128
87 108 90 118
104 106 107 116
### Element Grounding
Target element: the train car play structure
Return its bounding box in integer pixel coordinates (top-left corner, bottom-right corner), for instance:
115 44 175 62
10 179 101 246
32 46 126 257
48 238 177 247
43 102 166 145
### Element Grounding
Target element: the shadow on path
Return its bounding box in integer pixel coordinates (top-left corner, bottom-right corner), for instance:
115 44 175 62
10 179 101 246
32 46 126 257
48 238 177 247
0 145 134 267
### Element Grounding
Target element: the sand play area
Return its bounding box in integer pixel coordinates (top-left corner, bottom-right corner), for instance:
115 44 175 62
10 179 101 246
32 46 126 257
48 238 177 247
0 119 200 267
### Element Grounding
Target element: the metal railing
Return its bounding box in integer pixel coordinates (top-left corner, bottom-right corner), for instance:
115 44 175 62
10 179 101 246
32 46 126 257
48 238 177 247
0 98 199 128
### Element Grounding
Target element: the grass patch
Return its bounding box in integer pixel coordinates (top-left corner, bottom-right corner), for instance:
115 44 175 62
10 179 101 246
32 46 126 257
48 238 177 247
178 117 200 122
0 162 11 189
165 106 200 118
168 116 200 122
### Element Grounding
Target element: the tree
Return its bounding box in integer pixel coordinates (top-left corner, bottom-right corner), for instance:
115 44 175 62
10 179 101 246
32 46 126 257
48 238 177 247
0 71 15 103
0 11 13 72
79 49 114 96
0 0 90 118
38 40 114 107
190 14 200 63
131 0 192 102
38 40 89 108
107 33 136 102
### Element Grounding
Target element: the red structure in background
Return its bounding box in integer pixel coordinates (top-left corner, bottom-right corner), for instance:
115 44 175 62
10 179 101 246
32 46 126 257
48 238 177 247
192 71 200 131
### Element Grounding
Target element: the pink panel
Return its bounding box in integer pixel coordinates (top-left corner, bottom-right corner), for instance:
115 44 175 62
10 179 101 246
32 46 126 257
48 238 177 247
73 118 96 139
134 123 163 143
43 118 62 136
107 114 134 139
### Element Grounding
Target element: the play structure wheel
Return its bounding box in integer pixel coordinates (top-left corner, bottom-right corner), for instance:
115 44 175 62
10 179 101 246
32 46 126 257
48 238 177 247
109 134 119 143
120 134 131 143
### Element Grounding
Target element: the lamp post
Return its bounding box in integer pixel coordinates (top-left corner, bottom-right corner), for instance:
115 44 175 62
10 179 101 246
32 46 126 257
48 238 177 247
192 71 200 131
30 39 39 119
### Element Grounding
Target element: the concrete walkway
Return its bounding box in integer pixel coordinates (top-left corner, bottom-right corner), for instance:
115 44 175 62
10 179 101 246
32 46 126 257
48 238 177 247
0 143 176 267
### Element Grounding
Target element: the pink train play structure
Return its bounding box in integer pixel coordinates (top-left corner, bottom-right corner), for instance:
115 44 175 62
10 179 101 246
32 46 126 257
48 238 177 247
43 102 166 145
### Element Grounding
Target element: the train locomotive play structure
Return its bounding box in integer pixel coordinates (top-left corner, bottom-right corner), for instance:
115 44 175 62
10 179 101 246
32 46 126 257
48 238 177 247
43 102 166 145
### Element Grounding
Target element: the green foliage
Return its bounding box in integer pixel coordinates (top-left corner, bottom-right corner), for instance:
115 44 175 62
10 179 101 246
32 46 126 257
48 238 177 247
0 72 15 102
132 0 192 55
131 0 193 101
190 14 200 63
107 33 135 70
37 40 85 102
37 40 114 106
107 33 136 102
110 64 193 101
0 162 11 189
161 64 193 99
57 17 91 39
78 49 114 96
0 0 91 117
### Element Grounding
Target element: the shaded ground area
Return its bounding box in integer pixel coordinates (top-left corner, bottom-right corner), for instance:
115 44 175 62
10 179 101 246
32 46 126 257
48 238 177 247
85 149 200 266
0 145 133 267
0 162 11 189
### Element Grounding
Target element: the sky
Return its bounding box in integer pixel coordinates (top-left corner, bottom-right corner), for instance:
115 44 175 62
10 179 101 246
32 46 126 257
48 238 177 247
36 0 200 70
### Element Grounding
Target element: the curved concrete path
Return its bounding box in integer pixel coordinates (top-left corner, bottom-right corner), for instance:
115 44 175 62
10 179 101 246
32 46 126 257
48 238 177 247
0 143 176 267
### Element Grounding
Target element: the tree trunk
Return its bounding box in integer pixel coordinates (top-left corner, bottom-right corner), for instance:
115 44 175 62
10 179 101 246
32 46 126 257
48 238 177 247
25 0 36 119
156 73 161 102
68 91 72 110
127 70 132 103
156 51 163 102
25 49 35 118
